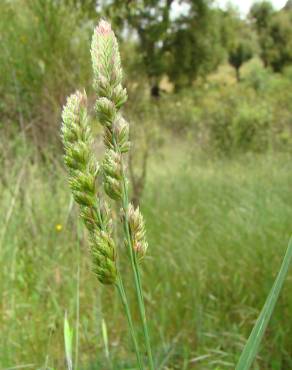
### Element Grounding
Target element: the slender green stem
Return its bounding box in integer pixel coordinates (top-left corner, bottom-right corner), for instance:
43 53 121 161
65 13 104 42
119 163 155 370
93 197 144 368
110 128 154 369
74 260 80 370
133 253 154 370
116 274 144 370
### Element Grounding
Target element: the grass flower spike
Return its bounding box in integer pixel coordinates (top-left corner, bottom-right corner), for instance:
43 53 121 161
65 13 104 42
91 20 127 108
61 91 117 285
91 20 154 370
62 20 153 370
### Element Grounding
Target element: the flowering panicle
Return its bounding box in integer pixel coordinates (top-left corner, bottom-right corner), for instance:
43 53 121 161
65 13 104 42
91 20 148 262
61 91 117 285
91 20 154 364
62 21 153 370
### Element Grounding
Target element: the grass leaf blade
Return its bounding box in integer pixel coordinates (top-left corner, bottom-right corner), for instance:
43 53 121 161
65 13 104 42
236 237 292 370
64 312 73 370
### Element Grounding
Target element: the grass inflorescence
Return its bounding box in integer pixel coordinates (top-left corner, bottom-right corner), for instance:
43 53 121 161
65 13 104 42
61 20 154 370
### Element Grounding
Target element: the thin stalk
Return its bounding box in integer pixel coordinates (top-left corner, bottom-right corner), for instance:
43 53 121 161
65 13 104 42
116 274 144 370
74 261 80 370
110 119 154 369
133 251 154 370
119 160 155 370
94 198 144 370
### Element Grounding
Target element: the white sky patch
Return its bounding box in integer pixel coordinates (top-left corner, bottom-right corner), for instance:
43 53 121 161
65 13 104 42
171 0 287 19
215 0 287 16
170 0 191 20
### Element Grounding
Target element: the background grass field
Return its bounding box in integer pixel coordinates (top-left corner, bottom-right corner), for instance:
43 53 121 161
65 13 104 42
1 140 291 369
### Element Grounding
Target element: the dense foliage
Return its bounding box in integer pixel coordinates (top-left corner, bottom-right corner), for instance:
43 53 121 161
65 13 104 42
0 0 291 155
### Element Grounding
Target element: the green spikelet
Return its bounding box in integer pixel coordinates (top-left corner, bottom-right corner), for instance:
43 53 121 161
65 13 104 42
102 149 122 200
91 20 127 107
127 204 148 260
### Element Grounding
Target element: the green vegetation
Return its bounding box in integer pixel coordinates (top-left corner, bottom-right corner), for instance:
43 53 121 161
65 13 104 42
249 0 292 71
0 0 292 369
1 143 291 368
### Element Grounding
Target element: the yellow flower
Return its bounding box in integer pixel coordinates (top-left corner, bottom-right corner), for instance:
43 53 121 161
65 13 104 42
55 224 63 232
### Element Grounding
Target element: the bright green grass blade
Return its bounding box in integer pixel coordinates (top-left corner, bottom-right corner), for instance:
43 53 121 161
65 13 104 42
64 312 73 370
101 318 110 360
236 237 292 370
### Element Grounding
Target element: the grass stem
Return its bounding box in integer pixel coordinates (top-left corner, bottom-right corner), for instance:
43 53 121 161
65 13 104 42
116 275 144 370
120 161 155 370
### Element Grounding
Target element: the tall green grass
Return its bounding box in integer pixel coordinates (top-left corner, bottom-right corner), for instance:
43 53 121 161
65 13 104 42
0 143 291 369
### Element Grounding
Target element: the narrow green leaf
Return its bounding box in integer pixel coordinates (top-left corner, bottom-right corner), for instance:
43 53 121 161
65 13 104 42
101 318 110 360
64 311 73 370
236 237 292 370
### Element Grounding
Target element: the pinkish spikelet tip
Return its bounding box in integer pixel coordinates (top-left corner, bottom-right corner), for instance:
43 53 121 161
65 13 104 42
96 20 112 36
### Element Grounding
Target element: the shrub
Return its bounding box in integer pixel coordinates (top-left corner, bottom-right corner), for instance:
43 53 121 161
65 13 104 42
0 0 92 140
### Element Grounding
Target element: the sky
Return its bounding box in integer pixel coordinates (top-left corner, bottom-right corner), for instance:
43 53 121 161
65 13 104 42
216 0 287 16
171 0 288 19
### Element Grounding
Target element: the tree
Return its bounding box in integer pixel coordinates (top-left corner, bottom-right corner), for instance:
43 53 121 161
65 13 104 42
229 41 253 81
267 10 292 71
165 2 224 91
104 0 174 96
249 1 275 67
221 7 254 81
284 0 292 10
249 1 274 31
250 2 292 72
104 0 225 93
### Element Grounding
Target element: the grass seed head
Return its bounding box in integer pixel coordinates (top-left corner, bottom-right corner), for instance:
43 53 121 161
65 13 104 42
127 204 148 260
102 149 123 200
61 90 117 285
91 20 127 106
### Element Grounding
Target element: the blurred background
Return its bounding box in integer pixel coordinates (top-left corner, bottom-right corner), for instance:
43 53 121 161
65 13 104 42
0 0 291 369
